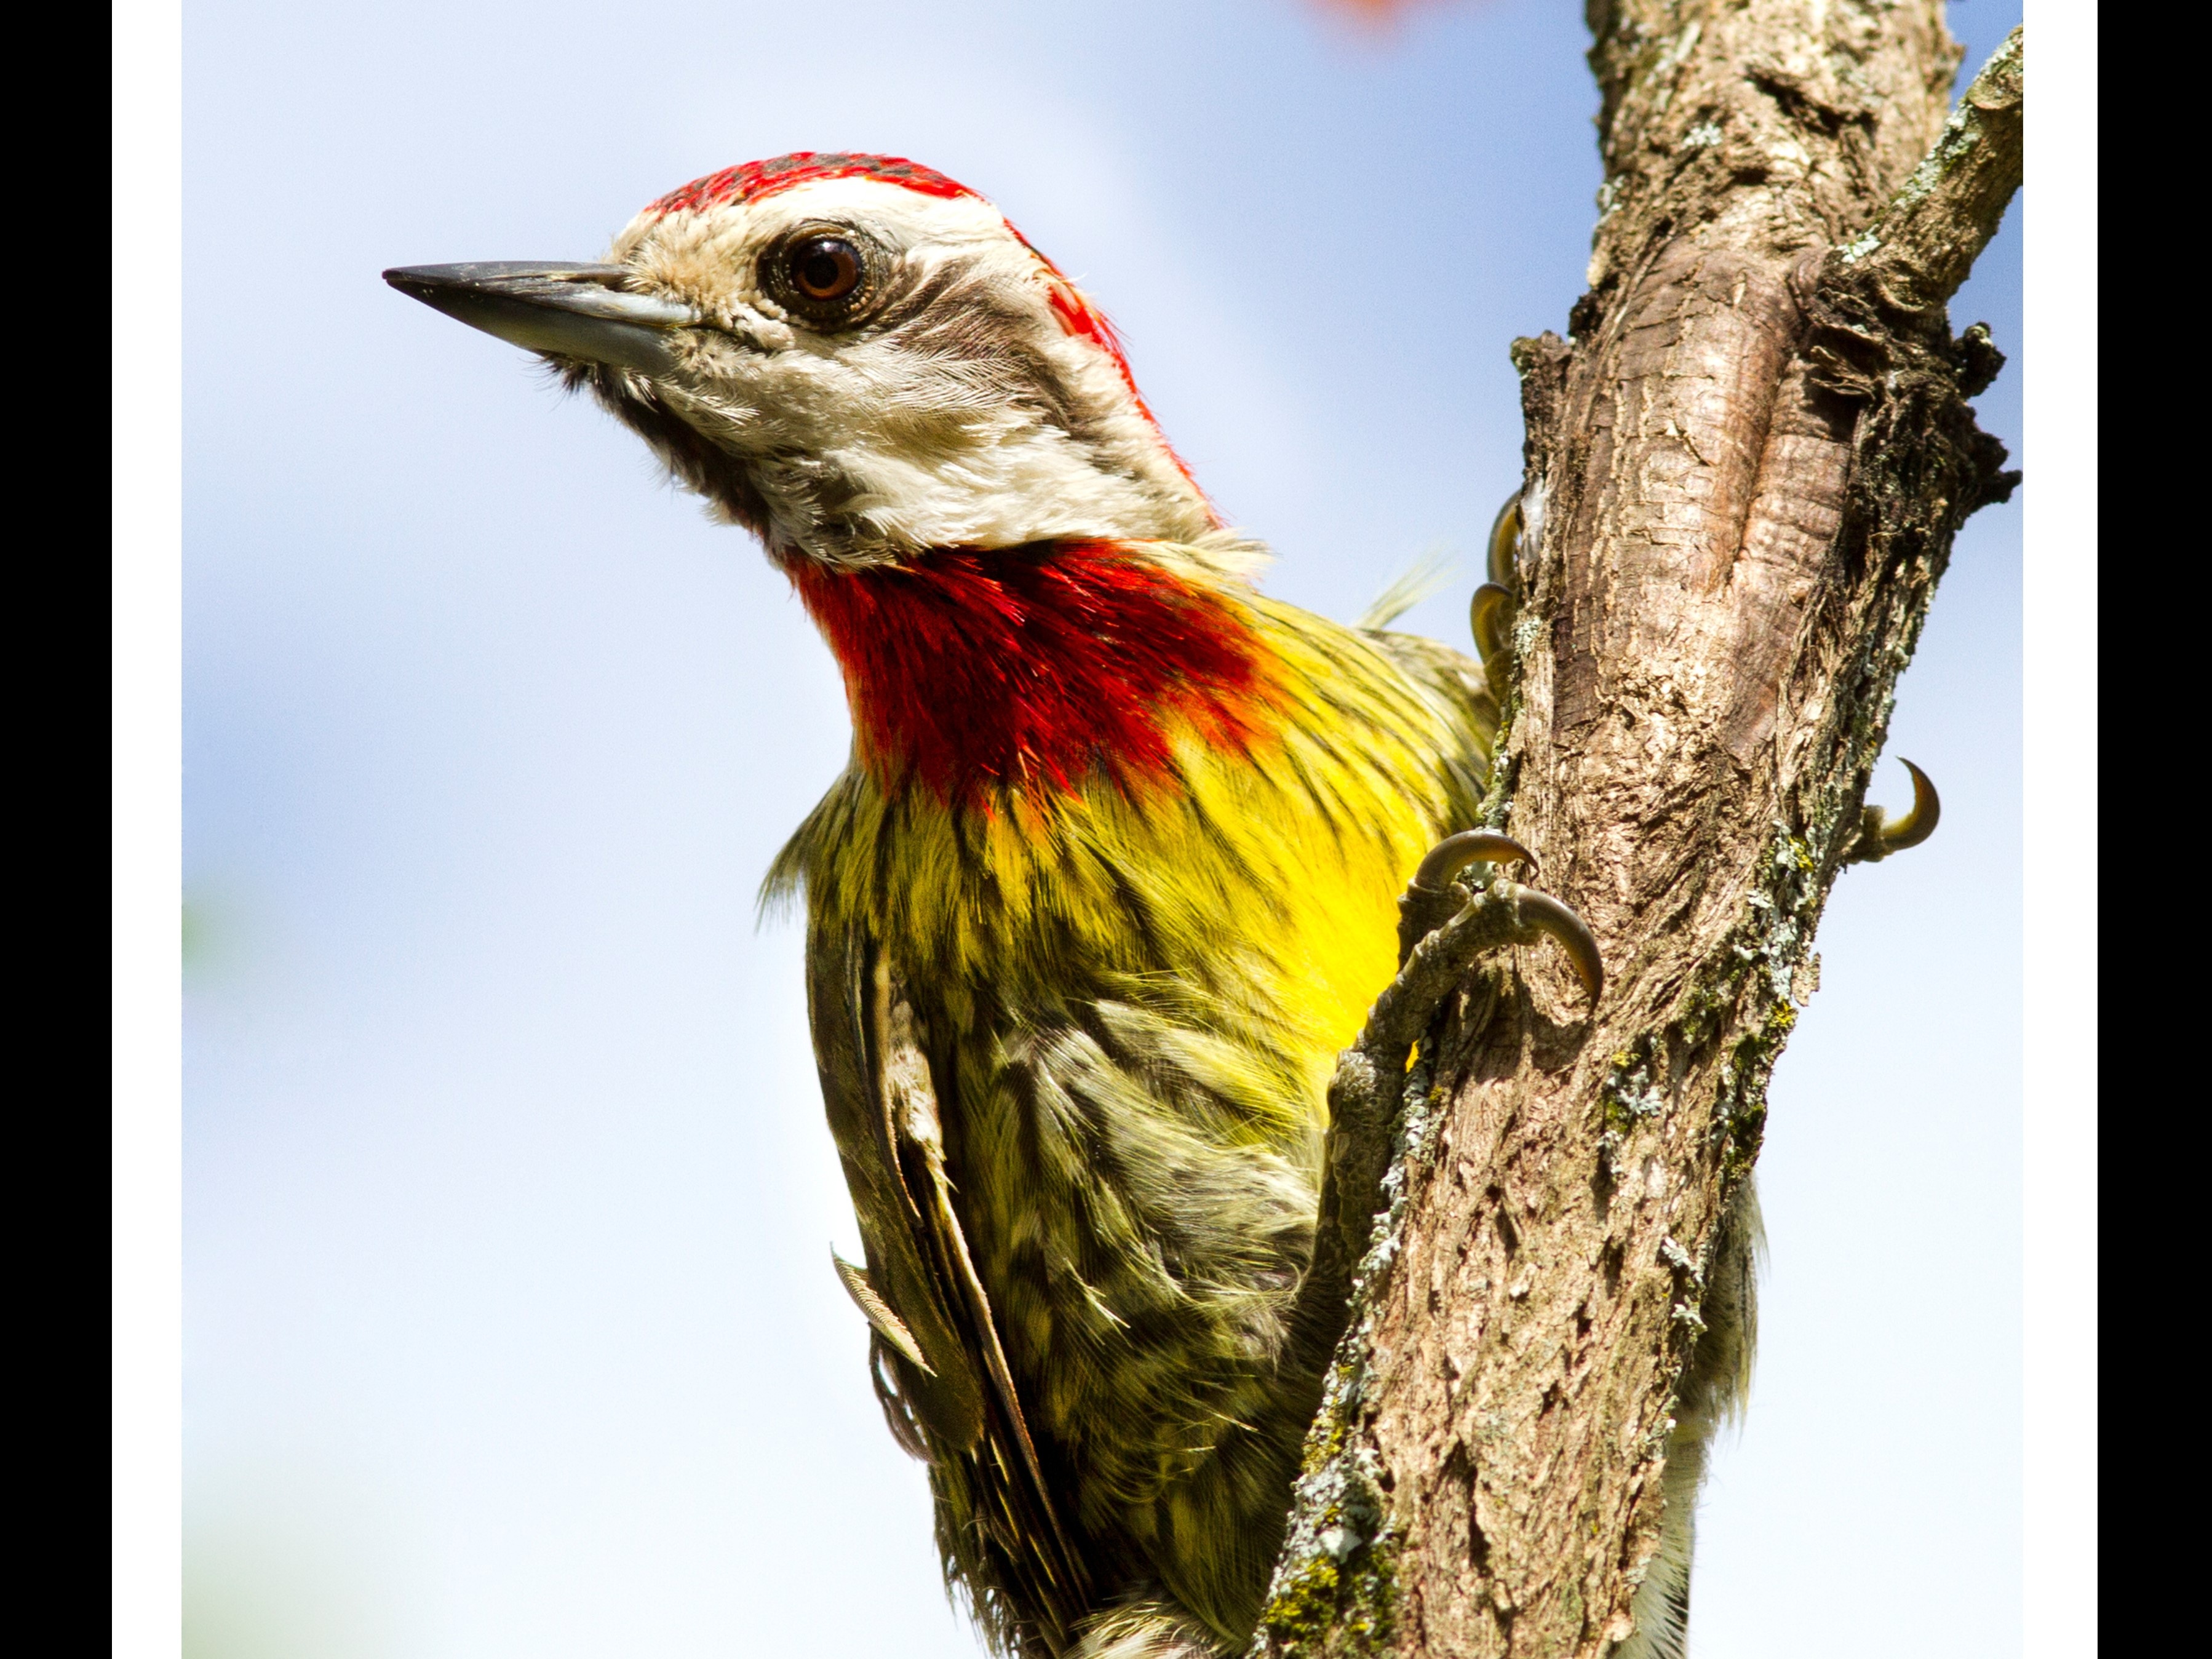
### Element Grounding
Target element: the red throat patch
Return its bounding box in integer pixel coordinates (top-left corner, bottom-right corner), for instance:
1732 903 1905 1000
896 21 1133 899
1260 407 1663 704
793 544 1277 808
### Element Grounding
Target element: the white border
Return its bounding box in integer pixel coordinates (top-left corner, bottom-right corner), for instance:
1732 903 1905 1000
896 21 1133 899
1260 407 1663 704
2020 4 2097 1657
113 1 184 1655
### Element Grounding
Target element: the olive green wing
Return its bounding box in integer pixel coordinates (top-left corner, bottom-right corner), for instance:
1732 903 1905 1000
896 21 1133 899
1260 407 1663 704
805 915 1092 1653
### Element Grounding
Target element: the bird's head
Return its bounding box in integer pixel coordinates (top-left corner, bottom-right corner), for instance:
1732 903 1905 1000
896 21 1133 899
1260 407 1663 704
387 153 1220 569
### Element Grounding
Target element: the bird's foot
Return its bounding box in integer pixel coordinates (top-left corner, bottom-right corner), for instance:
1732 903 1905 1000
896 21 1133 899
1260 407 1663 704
1390 830 1601 992
1844 757 1940 864
1291 832 1600 1367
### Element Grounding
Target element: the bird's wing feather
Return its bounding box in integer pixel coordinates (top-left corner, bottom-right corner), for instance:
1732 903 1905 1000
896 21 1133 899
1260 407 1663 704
806 917 985 1450
806 914 1092 1651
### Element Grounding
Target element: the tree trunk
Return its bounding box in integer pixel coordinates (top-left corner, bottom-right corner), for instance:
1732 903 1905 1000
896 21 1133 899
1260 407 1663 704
1257 6 2021 1655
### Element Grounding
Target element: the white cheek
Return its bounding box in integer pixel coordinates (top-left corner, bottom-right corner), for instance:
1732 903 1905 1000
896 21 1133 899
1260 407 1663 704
658 384 762 452
706 336 1191 546
639 242 1211 550
831 423 1166 547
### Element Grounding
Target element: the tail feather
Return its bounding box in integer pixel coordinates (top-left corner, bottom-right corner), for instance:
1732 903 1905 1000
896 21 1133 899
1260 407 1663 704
1617 1178 1764 1659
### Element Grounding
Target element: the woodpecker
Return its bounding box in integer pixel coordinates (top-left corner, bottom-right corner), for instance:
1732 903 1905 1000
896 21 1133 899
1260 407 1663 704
389 152 1796 1659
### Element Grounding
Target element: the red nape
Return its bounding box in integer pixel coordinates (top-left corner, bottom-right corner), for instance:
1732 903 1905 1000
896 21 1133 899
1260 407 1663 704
793 544 1279 808
1032 256 1212 517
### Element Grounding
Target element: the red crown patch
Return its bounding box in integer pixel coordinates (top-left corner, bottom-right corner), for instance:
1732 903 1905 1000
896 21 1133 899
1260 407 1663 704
646 152 974 217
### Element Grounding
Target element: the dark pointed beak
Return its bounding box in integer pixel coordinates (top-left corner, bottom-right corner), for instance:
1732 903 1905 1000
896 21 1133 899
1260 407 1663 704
382 262 701 376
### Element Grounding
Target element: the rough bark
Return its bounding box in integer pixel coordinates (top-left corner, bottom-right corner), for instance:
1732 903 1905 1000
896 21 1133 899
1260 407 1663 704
1258 8 2021 1656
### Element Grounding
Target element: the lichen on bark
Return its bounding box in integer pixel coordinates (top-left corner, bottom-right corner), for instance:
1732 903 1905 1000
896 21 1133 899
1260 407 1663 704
1257 1054 1444 1657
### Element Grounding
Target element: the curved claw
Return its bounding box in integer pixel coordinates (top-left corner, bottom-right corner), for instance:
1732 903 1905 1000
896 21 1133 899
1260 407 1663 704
1412 829 1537 893
1399 830 1538 966
1852 758 1941 862
1486 494 1522 589
1470 583 1512 663
1495 881 1605 1005
1876 758 1941 851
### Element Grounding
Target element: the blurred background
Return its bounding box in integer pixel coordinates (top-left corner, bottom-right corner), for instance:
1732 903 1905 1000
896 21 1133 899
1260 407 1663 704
184 2 2023 1654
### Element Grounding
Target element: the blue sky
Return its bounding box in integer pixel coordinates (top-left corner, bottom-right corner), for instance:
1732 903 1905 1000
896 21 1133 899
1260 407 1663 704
185 3 2026 1653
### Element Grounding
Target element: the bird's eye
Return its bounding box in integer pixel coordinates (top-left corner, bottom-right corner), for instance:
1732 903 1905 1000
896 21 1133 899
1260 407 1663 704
788 237 862 303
